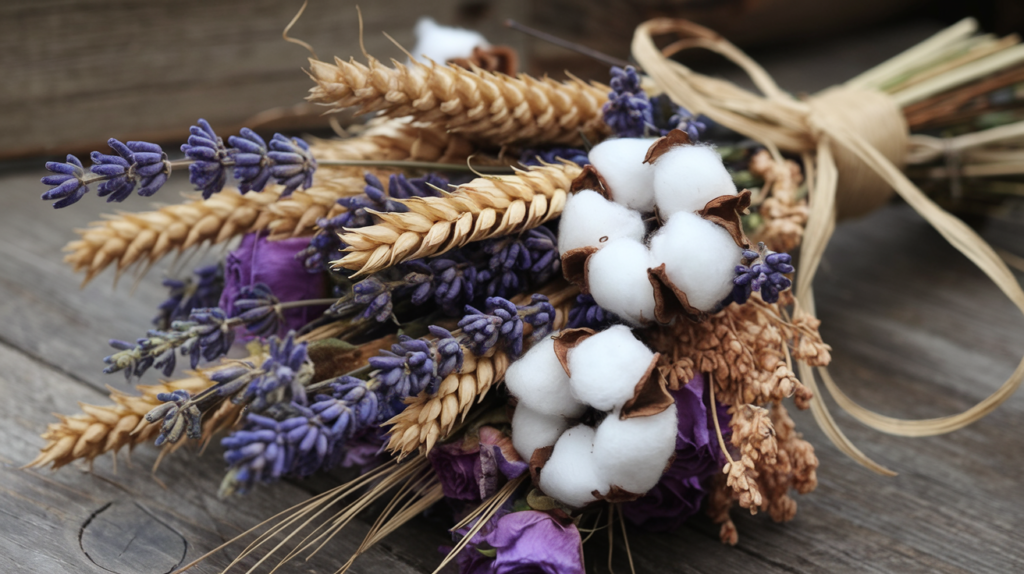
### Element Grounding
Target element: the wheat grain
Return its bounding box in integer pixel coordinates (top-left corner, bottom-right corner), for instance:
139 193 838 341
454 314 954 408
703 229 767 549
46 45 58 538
335 163 582 275
27 375 217 470
307 55 611 147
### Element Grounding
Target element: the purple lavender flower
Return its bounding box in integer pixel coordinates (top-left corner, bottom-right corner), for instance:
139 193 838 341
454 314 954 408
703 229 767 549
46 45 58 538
144 389 202 446
41 154 89 208
268 134 317 197
731 243 794 305
385 172 446 199
408 254 481 316
310 376 380 438
181 119 229 198
90 138 168 202
650 94 707 141
154 264 224 329
240 333 312 411
221 413 295 496
370 328 460 402
228 128 273 193
518 147 590 167
178 307 236 369
602 66 652 138
230 283 282 337
566 293 618 330
459 297 525 357
481 227 559 298
351 276 394 322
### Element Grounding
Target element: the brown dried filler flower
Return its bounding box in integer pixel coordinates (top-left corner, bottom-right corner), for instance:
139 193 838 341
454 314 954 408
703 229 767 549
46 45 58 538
646 298 825 408
749 150 809 253
306 55 611 147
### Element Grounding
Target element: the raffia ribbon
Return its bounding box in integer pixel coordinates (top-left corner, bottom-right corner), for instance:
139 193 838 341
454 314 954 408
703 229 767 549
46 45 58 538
634 18 1024 475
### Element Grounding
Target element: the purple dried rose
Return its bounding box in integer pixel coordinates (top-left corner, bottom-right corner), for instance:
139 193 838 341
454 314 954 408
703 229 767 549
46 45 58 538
456 511 585 574
430 426 528 502
219 232 328 336
430 440 482 501
621 373 731 531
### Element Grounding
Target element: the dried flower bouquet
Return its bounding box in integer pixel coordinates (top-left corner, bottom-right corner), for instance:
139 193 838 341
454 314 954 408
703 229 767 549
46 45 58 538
26 14 1024 574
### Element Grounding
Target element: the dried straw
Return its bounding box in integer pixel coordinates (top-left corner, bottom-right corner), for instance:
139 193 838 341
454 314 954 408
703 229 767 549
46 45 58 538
633 17 1024 472
335 163 581 275
307 54 611 147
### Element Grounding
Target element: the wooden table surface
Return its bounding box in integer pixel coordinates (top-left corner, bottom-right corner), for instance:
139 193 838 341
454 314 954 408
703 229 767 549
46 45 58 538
3 22 1024 574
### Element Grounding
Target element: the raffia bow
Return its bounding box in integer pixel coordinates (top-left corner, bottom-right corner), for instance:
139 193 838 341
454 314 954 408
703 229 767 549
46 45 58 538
633 18 1024 474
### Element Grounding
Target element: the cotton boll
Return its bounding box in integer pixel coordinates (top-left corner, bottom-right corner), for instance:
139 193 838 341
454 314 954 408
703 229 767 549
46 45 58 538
557 190 646 255
411 17 489 65
652 145 736 216
588 138 657 212
538 425 609 508
586 237 657 325
568 325 655 411
593 406 678 495
511 405 570 463
504 337 587 418
648 211 742 311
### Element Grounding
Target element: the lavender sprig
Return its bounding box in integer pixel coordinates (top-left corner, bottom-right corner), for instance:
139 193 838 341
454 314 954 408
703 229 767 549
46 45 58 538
230 283 282 337
369 325 463 403
459 297 525 357
144 390 202 446
603 65 708 140
519 146 590 167
181 119 230 198
566 293 618 330
41 155 88 208
43 119 318 208
730 242 795 305
268 134 318 197
239 333 314 411
154 264 224 329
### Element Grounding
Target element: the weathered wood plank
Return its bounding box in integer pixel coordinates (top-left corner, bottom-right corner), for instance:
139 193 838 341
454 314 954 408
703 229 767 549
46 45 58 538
0 338 460 573
0 0 528 158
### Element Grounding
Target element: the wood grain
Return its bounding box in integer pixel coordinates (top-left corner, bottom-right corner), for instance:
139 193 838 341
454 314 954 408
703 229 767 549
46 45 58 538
0 0 527 159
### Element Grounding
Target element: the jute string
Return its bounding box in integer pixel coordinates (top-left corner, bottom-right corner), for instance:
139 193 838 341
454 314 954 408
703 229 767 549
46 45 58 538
633 18 1024 474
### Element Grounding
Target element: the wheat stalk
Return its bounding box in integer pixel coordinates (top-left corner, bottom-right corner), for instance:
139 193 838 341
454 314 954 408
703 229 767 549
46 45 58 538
25 374 235 470
307 55 611 147
386 348 510 457
335 163 582 275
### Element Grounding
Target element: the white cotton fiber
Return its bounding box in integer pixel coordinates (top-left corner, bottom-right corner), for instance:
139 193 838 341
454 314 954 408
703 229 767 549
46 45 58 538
652 145 736 216
538 424 609 508
586 237 657 325
511 405 570 463
648 211 742 311
411 17 489 65
593 405 678 495
504 336 587 418
568 325 655 411
588 138 658 212
557 190 646 255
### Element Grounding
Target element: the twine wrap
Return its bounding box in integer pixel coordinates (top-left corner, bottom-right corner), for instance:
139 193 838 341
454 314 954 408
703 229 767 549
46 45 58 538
634 18 1024 474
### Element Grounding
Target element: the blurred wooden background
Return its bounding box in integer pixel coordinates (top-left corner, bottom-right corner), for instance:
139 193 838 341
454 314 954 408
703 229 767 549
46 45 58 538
6 0 1024 160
